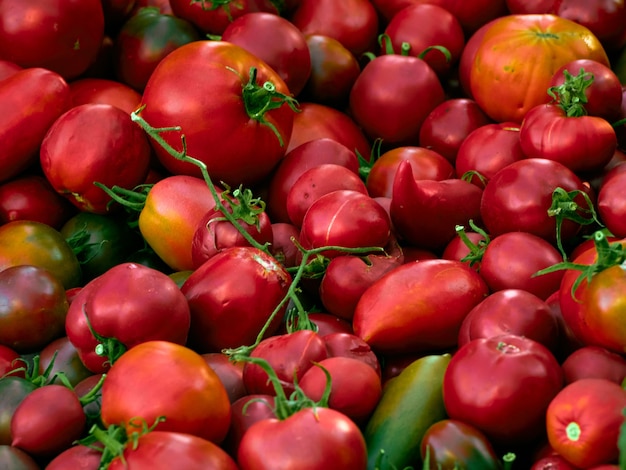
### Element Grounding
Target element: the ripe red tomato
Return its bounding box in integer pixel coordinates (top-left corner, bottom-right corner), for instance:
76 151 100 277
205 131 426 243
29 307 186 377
65 262 191 373
11 384 86 459
100 340 231 444
237 407 368 470
40 103 152 214
443 334 564 445
469 14 610 123
289 0 379 56
0 0 105 79
546 378 626 468
382 3 466 78
349 50 445 145
561 345 626 385
68 77 142 114
458 289 560 353
353 259 489 355
181 246 292 352
0 175 75 229
222 12 311 97
366 146 455 199
266 138 360 223
597 170 626 237
299 190 391 258
140 40 296 187
108 431 239 470
299 356 382 424
286 164 368 228
0 68 70 183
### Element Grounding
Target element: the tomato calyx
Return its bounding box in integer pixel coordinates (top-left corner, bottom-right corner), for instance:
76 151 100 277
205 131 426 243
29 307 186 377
535 230 626 300
218 183 267 232
236 355 332 421
547 68 593 117
82 305 128 369
357 137 383 183
7 353 56 387
79 416 166 469
547 187 603 260
374 34 452 64
240 67 300 147
455 219 490 267
92 182 153 229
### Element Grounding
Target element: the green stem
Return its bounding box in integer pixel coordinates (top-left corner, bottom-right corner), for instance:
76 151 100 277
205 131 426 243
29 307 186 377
130 108 272 256
455 220 490 268
241 67 299 147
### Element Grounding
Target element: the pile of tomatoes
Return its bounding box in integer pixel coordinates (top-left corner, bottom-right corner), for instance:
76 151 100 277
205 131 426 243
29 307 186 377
2 0 626 469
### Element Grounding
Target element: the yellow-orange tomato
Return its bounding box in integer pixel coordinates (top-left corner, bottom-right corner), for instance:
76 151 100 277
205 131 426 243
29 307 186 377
470 14 609 123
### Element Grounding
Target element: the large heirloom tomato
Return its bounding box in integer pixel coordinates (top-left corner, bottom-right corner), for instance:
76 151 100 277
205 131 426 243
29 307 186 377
443 334 563 446
100 340 231 444
140 40 297 187
469 14 610 123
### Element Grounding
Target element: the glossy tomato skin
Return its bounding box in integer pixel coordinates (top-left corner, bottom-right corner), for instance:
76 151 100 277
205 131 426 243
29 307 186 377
455 122 525 188
223 394 277 457
113 6 201 92
0 345 23 379
598 170 626 237
139 175 221 272
222 12 311 97
546 378 626 468
366 146 455 199
0 68 70 183
140 40 295 187
443 334 564 446
519 103 617 173
0 265 69 354
101 341 231 444
469 14 610 123
68 77 142 114
182 247 292 353
237 407 368 470
480 158 593 243
349 53 445 145
420 419 501 470
299 356 382 424
243 330 328 397
285 102 371 157
266 137 360 223
382 3 466 78
191 203 273 269
479 231 565 300
0 0 105 79
458 289 561 353
44 443 103 470
65 262 191 373
561 345 626 385
353 259 489 355
0 175 76 229
169 0 278 35
40 103 152 214
289 0 379 56
286 164 368 228
319 248 404 321
558 239 626 352
418 98 493 164
108 431 239 470
390 160 483 251
0 220 81 289
11 384 86 459
299 190 391 258
202 353 246 404
301 34 361 107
